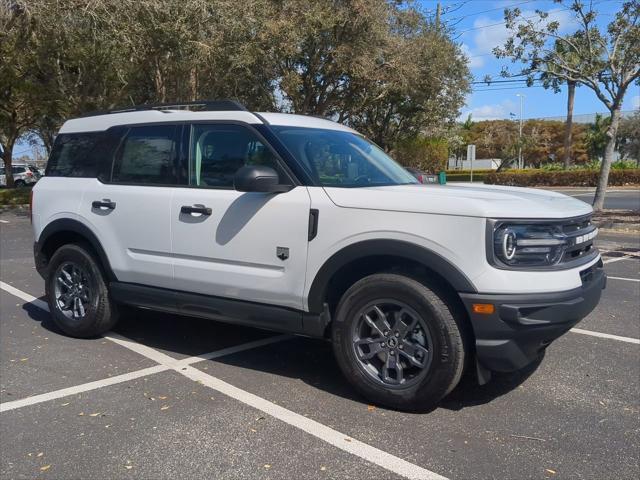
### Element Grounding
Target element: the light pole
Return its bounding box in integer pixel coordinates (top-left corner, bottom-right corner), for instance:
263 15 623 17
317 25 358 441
516 93 525 169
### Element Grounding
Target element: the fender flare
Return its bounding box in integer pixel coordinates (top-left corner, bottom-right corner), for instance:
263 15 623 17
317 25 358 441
36 218 117 280
306 239 477 313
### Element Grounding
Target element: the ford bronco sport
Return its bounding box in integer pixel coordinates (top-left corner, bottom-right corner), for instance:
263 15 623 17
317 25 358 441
31 100 606 410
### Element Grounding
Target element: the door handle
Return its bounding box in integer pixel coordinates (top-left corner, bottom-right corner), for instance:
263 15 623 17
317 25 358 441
181 205 212 216
92 199 116 210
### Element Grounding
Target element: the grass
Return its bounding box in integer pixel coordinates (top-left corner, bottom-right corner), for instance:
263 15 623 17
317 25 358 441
0 186 32 206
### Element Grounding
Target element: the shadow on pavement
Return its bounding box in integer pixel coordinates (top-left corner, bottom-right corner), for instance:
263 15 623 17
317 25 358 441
22 301 540 412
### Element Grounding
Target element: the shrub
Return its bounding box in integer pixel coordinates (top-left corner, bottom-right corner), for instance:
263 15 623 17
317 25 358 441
0 186 32 206
446 172 489 182
393 137 448 173
611 159 638 169
484 169 640 187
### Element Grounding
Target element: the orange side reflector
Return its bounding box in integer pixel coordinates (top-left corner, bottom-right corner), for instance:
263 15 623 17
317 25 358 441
472 303 495 315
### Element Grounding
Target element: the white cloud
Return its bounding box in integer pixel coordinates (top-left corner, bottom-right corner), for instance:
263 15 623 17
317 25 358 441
471 8 577 57
460 99 517 121
461 43 485 69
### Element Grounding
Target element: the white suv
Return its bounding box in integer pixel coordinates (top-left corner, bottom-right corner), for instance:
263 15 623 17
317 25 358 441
0 164 39 187
31 101 605 410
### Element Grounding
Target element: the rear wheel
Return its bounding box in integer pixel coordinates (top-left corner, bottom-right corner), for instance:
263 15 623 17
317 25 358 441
332 273 466 411
14 180 25 188
46 243 119 338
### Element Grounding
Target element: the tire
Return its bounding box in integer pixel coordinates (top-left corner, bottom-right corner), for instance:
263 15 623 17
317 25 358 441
45 243 119 338
14 180 26 188
332 273 466 411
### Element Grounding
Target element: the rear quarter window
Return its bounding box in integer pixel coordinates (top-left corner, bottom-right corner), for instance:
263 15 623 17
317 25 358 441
46 132 112 177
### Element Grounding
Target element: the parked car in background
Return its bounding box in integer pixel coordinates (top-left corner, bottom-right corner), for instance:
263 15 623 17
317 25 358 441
405 167 425 183
0 164 40 187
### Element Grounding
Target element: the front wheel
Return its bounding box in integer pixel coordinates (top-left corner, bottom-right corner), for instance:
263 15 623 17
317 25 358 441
332 274 466 411
46 243 119 338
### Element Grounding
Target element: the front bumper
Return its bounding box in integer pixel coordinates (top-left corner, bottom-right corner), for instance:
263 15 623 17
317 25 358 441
460 261 606 372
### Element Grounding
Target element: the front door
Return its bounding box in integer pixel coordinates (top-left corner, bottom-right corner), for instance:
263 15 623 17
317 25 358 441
170 123 311 311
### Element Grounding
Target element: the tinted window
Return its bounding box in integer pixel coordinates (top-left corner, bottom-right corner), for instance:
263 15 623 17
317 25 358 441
47 132 108 177
272 127 417 188
112 125 178 185
12 166 25 174
189 124 280 188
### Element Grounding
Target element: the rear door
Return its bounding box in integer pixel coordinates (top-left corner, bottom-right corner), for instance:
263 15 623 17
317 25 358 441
79 124 180 289
170 123 311 310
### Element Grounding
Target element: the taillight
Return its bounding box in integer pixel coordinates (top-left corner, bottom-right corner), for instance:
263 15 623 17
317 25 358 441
29 189 33 224
26 171 33 177
417 174 424 184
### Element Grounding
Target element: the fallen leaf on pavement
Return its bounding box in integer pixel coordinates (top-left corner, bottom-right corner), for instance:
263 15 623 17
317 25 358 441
367 405 375 411
160 405 170 411
546 469 556 475
40 465 51 471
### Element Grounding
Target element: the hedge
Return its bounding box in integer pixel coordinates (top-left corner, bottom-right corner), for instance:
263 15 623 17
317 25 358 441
0 186 32 206
484 169 640 187
444 169 495 182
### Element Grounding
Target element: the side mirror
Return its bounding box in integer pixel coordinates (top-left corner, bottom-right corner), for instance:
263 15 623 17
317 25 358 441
233 165 293 193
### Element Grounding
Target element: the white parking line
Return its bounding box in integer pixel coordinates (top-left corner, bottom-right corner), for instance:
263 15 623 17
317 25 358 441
570 328 640 345
0 365 168 413
0 281 48 310
608 276 640 283
0 283 447 480
603 255 636 264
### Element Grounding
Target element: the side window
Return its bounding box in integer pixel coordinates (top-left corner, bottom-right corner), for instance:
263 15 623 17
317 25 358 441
12 166 25 174
112 125 178 185
46 132 107 177
189 124 280 188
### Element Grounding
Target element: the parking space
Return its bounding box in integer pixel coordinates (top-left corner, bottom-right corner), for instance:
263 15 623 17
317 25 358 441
1 211 639 479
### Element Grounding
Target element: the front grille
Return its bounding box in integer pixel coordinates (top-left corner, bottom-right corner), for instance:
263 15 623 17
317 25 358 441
559 215 598 265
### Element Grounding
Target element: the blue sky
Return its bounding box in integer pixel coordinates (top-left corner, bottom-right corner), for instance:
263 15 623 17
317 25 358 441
422 0 640 120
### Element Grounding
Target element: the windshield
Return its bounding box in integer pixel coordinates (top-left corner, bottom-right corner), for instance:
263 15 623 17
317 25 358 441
272 126 417 188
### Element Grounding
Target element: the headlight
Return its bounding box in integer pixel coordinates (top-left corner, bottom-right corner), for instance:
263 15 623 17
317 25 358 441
489 219 598 269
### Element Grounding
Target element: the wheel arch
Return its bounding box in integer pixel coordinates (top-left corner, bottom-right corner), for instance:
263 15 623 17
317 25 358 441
307 239 477 315
35 218 116 281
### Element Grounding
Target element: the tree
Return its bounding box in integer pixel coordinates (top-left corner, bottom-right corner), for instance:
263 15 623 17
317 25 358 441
495 0 640 211
563 80 576 168
585 113 610 161
617 111 640 165
264 0 471 150
0 1 43 187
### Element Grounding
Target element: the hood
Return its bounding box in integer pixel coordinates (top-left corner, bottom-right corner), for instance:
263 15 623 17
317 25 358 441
323 183 593 219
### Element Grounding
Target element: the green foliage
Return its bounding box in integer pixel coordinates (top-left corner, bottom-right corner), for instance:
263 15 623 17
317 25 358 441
485 169 640 187
0 186 32 205
0 0 471 170
611 160 638 170
393 137 449 173
617 111 640 163
585 114 610 160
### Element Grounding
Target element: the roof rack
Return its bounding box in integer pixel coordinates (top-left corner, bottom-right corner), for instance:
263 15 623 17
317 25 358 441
81 99 248 117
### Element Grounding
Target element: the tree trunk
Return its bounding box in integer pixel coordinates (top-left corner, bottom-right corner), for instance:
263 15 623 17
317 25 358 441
593 106 622 212
563 80 575 169
2 139 15 188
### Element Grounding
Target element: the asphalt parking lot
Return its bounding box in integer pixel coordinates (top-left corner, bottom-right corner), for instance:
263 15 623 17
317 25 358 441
0 210 638 480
